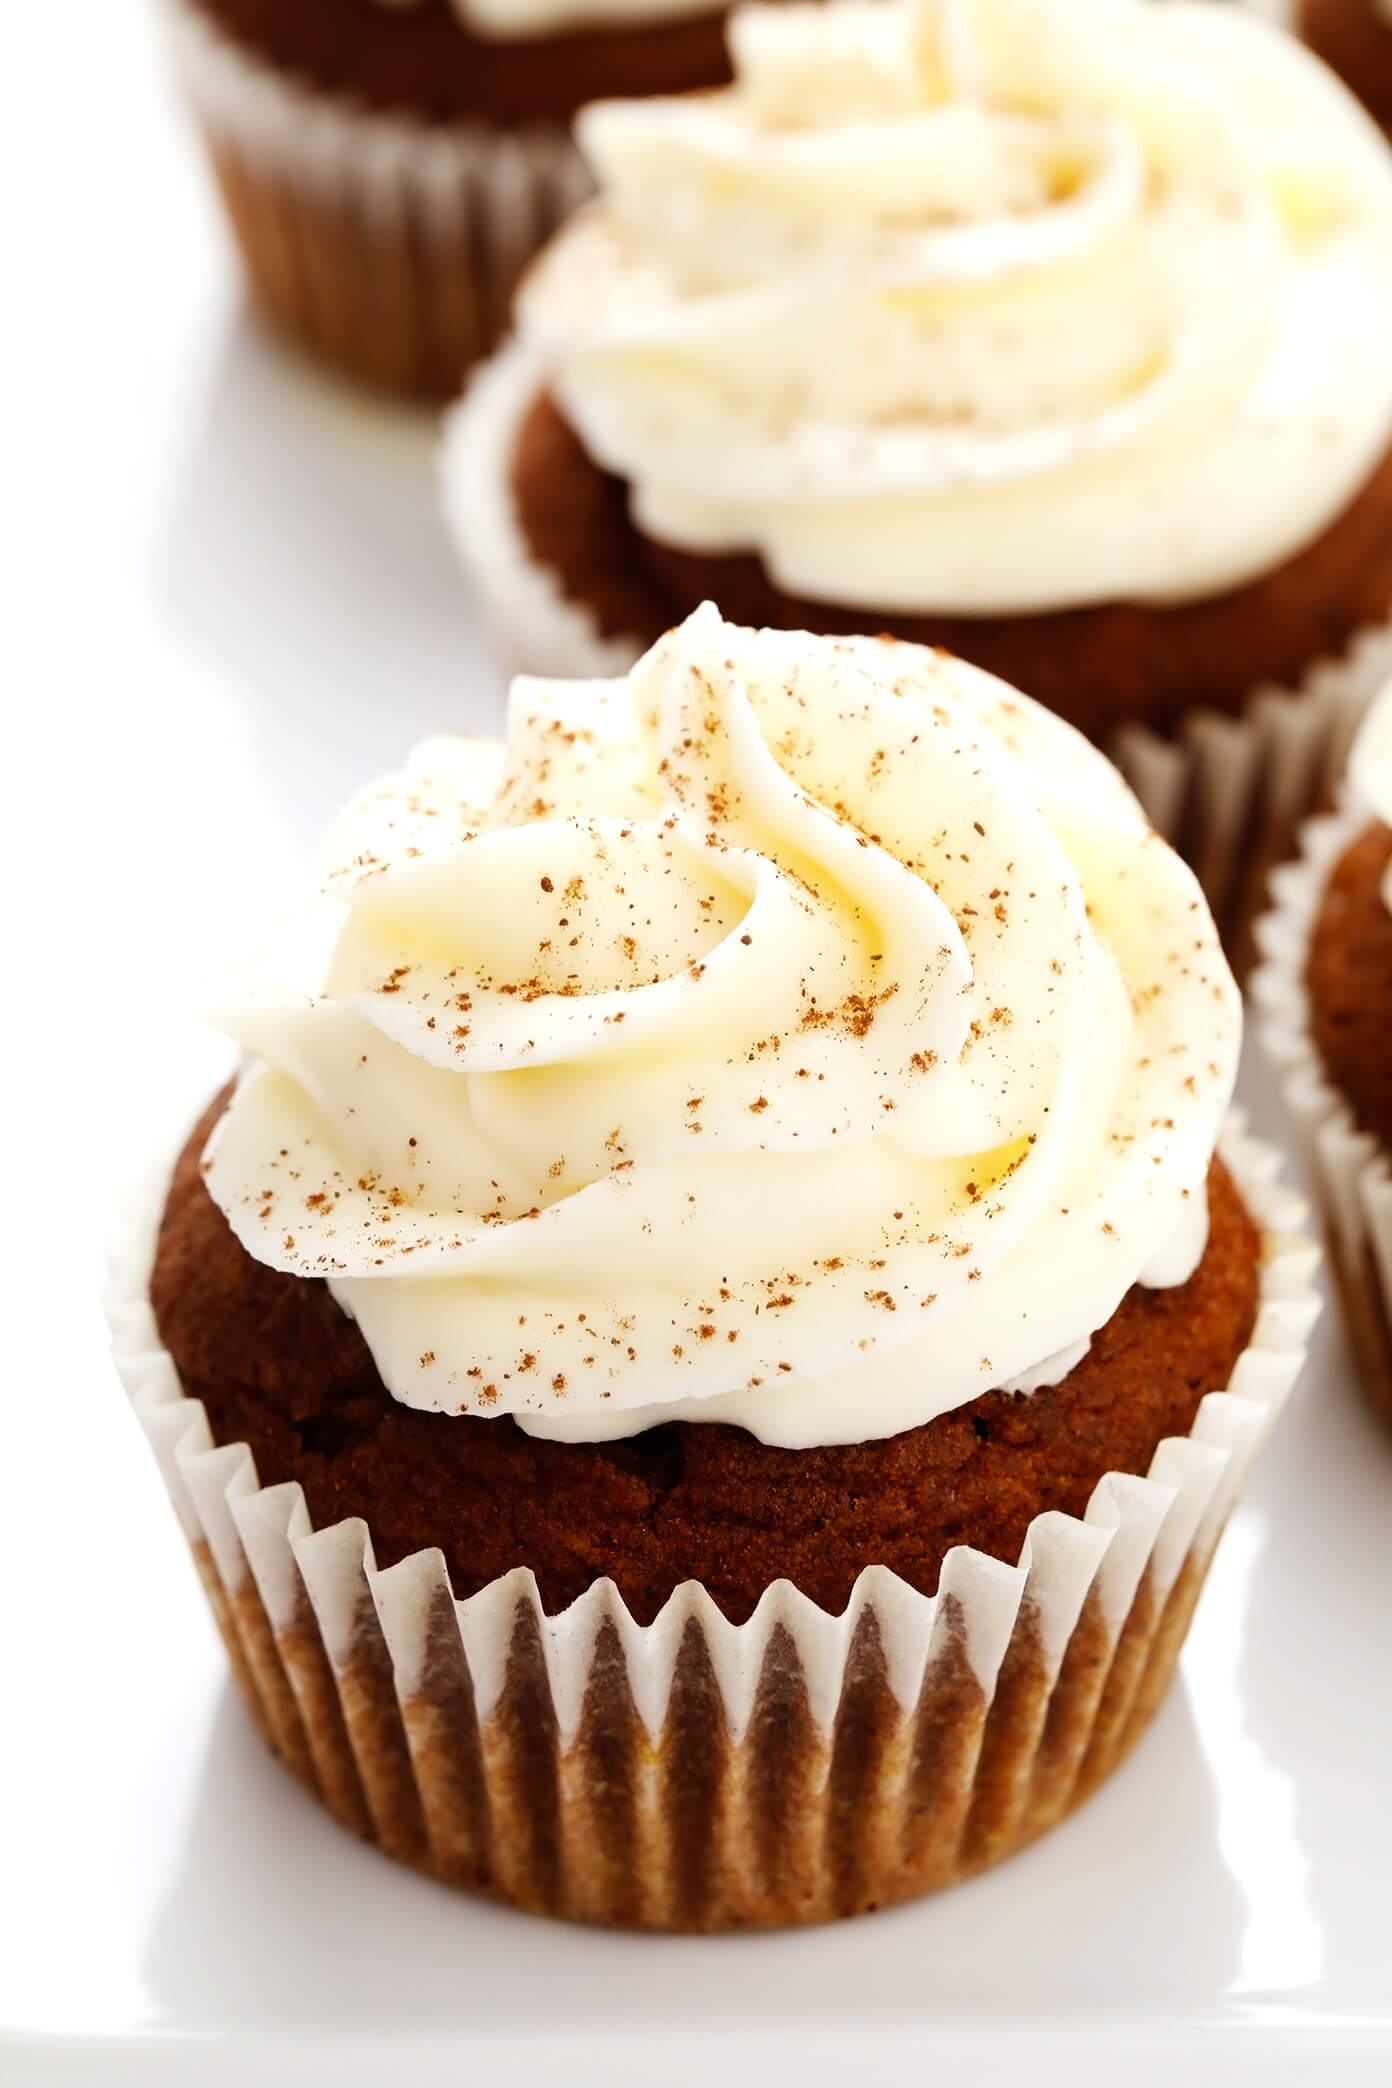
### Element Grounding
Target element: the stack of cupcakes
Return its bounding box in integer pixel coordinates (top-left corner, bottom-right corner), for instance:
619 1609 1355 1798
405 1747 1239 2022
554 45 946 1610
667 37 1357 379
444 0 1392 957
110 605 1318 1925
118 0 1387 1934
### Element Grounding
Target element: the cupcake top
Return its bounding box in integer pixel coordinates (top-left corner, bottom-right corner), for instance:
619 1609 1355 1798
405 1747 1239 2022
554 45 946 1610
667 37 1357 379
377 0 717 40
204 609 1238 1449
519 0 1392 615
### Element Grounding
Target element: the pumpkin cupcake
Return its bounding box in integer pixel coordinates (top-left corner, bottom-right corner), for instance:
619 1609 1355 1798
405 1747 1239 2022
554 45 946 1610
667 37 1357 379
111 607 1314 1927
1255 676 1392 1431
445 0 1392 954
163 0 756 398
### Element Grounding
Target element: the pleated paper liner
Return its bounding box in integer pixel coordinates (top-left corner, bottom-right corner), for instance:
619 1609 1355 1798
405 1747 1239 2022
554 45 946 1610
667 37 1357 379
106 1115 1316 1929
163 0 593 400
441 339 1392 973
1254 804 1392 1432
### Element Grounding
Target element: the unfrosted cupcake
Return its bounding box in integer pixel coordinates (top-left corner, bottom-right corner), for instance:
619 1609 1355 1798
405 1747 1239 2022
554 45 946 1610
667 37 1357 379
1255 677 1392 1431
445 0 1392 951
110 608 1315 1926
164 0 753 398
1300 0 1392 132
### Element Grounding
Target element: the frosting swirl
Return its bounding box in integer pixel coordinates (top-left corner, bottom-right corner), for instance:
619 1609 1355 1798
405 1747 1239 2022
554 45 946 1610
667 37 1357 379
518 0 1392 614
204 608 1239 1448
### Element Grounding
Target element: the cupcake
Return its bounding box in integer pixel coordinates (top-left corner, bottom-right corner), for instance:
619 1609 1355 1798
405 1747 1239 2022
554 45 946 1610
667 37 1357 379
110 607 1314 1927
1299 0 1392 133
163 0 752 399
444 0 1392 953
1254 675 1392 1431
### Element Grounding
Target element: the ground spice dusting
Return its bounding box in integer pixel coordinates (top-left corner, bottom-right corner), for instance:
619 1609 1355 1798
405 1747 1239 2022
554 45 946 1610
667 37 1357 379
170 557 1259 1600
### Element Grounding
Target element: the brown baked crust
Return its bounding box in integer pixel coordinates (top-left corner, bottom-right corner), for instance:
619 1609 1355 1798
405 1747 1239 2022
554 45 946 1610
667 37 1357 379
1306 817 1392 1150
1301 0 1392 134
195 0 737 124
151 1089 1260 1625
510 391 1392 745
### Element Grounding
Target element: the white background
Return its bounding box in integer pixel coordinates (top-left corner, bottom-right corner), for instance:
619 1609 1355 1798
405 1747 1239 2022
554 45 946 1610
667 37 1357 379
2 2 1391 2081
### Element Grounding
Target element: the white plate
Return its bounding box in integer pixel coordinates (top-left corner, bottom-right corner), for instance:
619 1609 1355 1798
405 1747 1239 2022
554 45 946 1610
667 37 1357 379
4 4 1391 2081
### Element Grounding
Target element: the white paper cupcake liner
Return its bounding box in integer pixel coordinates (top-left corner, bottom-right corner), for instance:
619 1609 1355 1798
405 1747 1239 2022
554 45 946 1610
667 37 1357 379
443 339 650 678
163 0 593 398
1252 803 1392 1428
106 1110 1316 1928
442 338 1392 964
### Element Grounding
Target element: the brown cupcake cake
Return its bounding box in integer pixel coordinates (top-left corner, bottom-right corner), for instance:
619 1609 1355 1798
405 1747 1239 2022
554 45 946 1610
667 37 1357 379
164 0 751 398
153 1085 1264 1627
1301 0 1392 132
112 607 1314 1927
444 0 1392 952
1255 676 1392 1432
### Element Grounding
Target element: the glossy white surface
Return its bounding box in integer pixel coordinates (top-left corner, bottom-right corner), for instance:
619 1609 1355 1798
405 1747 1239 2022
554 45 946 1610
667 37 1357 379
3 3 1391 2081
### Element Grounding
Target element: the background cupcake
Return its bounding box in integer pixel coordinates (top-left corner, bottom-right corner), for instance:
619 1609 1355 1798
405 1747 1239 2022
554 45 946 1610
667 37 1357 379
165 0 756 399
1255 677 1392 1432
111 606 1315 1927
445 0 1392 956
1299 0 1392 133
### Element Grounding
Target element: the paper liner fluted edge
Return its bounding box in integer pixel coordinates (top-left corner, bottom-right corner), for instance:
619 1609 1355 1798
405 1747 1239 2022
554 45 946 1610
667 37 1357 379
442 337 1392 969
162 0 593 398
1252 801 1392 1431
106 1112 1317 1929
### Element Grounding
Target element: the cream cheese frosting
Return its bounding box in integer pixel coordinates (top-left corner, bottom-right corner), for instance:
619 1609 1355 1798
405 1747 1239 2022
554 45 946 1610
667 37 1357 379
372 0 718 43
203 608 1240 1448
517 0 1392 616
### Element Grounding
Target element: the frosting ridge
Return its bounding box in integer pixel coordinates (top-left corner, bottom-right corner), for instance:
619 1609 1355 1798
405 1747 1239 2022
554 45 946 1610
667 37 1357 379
204 607 1240 1447
518 0 1392 614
